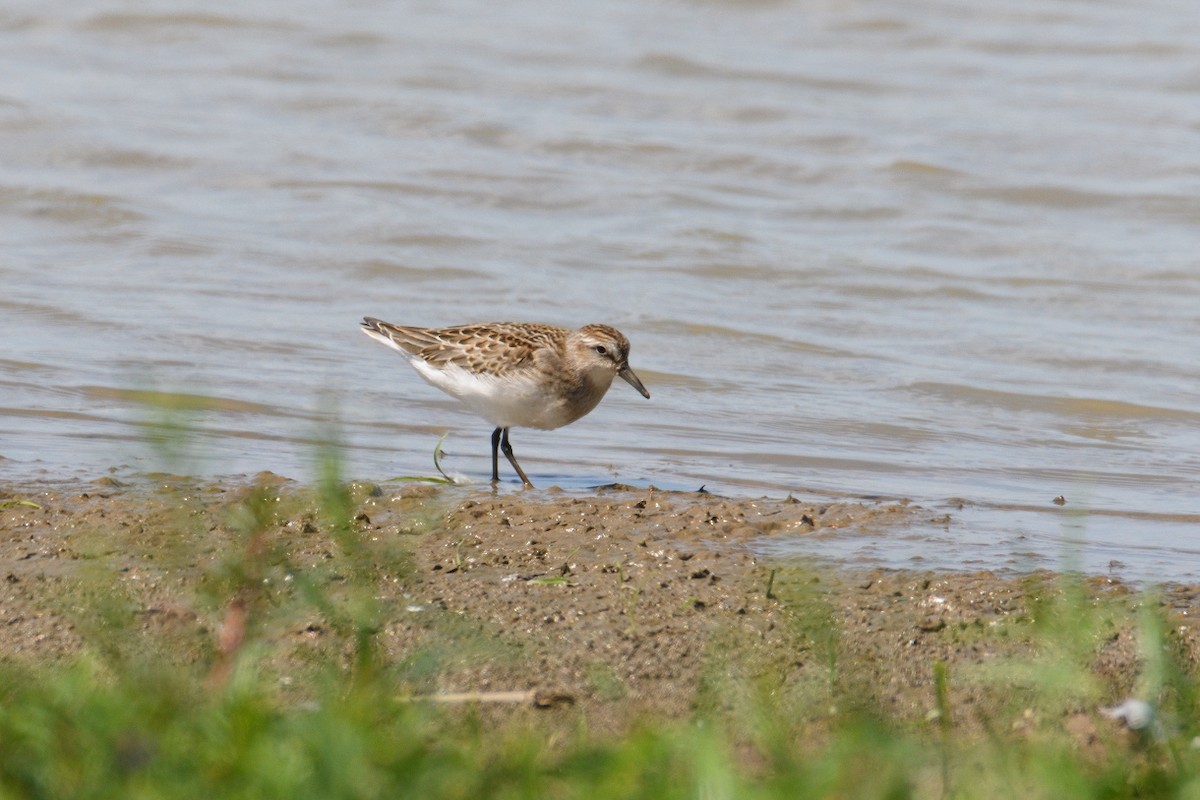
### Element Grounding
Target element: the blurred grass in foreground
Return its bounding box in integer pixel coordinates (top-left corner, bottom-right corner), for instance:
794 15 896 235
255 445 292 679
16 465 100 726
0 432 1198 797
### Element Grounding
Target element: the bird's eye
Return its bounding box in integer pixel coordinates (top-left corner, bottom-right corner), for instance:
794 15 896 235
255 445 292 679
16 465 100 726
593 345 608 355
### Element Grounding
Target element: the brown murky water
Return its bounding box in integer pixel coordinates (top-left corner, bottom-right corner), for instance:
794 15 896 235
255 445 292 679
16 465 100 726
2 0 1198 581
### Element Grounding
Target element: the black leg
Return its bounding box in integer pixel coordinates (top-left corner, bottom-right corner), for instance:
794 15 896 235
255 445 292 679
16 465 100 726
490 427 502 483
499 427 533 488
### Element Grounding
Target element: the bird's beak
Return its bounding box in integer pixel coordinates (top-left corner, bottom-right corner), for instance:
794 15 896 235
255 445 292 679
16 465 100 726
619 364 650 399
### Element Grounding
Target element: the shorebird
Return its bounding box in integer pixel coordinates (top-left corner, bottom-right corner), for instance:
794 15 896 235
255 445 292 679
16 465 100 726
360 317 650 487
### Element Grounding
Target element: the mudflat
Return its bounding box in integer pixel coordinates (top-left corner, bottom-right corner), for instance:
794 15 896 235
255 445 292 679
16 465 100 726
2 477 1196 741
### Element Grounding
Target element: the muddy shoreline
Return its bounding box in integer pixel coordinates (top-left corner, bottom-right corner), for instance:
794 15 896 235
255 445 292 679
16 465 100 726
2 476 1197 740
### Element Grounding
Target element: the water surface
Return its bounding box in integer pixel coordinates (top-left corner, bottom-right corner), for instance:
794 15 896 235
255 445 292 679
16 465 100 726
2 0 1198 581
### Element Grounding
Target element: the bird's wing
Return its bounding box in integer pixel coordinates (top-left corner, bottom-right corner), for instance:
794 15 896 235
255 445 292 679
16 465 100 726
361 318 563 377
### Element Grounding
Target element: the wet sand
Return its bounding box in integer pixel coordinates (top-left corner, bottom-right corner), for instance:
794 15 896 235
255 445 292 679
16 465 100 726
2 477 1197 741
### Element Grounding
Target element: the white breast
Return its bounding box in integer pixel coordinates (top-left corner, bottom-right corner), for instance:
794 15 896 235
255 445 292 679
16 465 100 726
408 358 586 430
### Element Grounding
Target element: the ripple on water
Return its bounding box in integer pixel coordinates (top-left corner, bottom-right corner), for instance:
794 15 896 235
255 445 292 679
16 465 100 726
1 0 1199 583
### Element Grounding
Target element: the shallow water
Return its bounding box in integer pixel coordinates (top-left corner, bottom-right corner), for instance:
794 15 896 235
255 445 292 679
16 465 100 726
2 0 1198 582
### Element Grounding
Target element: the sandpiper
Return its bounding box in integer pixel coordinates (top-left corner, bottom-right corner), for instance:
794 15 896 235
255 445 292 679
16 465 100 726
360 317 650 487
